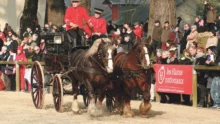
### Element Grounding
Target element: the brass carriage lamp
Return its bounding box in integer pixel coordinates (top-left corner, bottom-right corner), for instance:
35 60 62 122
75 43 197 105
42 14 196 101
102 0 112 9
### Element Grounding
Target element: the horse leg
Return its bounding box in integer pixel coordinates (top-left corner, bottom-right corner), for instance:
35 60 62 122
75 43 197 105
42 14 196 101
139 83 152 116
85 80 102 116
123 92 135 117
70 75 80 114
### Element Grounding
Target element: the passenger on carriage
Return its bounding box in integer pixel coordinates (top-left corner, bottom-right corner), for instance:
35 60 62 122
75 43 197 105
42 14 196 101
88 8 107 45
64 0 91 47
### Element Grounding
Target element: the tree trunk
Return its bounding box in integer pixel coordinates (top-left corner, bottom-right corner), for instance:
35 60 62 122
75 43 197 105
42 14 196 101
148 0 176 38
80 0 91 14
20 0 38 36
46 0 65 27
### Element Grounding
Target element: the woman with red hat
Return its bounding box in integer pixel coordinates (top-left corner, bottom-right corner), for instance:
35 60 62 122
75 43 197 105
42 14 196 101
15 46 27 91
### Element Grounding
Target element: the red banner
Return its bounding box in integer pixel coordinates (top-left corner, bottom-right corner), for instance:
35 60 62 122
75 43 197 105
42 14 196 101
154 64 193 95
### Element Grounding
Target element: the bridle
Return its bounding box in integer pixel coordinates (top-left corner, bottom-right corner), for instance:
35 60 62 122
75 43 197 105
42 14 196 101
135 43 149 68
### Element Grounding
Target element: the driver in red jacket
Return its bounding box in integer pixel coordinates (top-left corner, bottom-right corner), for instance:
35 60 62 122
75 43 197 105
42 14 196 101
64 0 91 47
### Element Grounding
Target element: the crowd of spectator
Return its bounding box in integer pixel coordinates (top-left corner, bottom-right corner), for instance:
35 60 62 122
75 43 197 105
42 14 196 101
0 22 60 92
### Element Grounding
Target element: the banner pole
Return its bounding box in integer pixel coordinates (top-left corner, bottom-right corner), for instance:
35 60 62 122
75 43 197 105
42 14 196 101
192 69 197 107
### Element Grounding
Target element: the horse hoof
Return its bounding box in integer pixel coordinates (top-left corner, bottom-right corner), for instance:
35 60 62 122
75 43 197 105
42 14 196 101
123 106 135 117
139 102 152 115
88 103 102 117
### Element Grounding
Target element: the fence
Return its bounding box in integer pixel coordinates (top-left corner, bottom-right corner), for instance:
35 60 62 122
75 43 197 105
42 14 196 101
0 61 45 92
0 61 219 107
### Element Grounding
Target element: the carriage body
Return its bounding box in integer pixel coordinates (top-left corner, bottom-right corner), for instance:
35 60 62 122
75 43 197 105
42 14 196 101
31 31 89 112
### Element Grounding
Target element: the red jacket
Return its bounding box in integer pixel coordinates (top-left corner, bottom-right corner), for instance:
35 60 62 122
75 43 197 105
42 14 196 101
15 46 27 70
133 26 143 39
64 6 90 32
90 16 107 35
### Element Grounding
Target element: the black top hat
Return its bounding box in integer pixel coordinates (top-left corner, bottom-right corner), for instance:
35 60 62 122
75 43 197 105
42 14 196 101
72 0 80 2
95 8 104 14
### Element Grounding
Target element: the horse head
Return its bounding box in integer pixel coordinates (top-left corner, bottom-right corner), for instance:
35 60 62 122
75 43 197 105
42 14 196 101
133 36 151 69
85 38 115 73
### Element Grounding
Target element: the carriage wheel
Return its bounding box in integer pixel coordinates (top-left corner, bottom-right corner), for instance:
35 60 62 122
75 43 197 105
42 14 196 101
31 61 45 109
106 97 115 112
53 74 63 112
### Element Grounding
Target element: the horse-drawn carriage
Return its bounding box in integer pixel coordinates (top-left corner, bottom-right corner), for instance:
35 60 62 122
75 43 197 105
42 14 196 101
30 30 152 117
30 31 116 113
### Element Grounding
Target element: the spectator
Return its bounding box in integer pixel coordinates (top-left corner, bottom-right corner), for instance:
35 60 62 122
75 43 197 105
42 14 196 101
216 15 220 31
180 24 191 53
34 24 41 35
197 19 208 33
158 50 169 103
152 20 163 56
0 46 10 72
32 46 43 61
161 21 171 50
15 46 27 91
194 17 200 29
0 31 6 42
8 34 18 52
166 48 180 104
179 49 193 105
23 27 33 38
205 31 218 49
195 47 207 107
133 21 143 39
123 23 136 49
4 49 16 91
204 2 216 31
205 46 220 109
111 23 121 38
186 25 198 49
143 18 149 37
107 21 114 35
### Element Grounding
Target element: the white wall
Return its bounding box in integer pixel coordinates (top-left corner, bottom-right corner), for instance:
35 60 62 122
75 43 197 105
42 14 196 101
0 0 25 32
38 0 46 28
0 0 46 33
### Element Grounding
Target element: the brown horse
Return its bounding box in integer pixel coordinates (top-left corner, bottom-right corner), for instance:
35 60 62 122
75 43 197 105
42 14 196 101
68 38 115 116
112 36 152 117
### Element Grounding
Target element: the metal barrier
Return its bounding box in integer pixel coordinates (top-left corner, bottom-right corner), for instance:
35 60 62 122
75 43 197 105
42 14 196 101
0 61 45 92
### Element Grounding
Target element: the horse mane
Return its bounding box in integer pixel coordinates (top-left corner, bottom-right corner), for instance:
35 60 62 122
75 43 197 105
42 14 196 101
85 38 112 57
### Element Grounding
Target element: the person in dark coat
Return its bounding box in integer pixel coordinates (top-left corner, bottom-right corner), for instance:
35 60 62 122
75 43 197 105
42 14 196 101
197 19 208 33
107 21 114 35
32 46 43 61
158 50 169 103
143 18 149 37
205 45 220 109
195 47 207 107
179 49 193 105
180 24 191 53
0 46 10 72
166 48 180 104
152 20 163 56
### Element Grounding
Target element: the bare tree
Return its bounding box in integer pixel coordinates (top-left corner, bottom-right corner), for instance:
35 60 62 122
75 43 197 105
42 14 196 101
46 0 65 27
148 0 176 37
20 0 38 35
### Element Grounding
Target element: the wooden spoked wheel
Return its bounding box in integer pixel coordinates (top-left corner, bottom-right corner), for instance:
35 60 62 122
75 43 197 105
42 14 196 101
31 61 45 109
106 96 115 112
53 74 63 112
